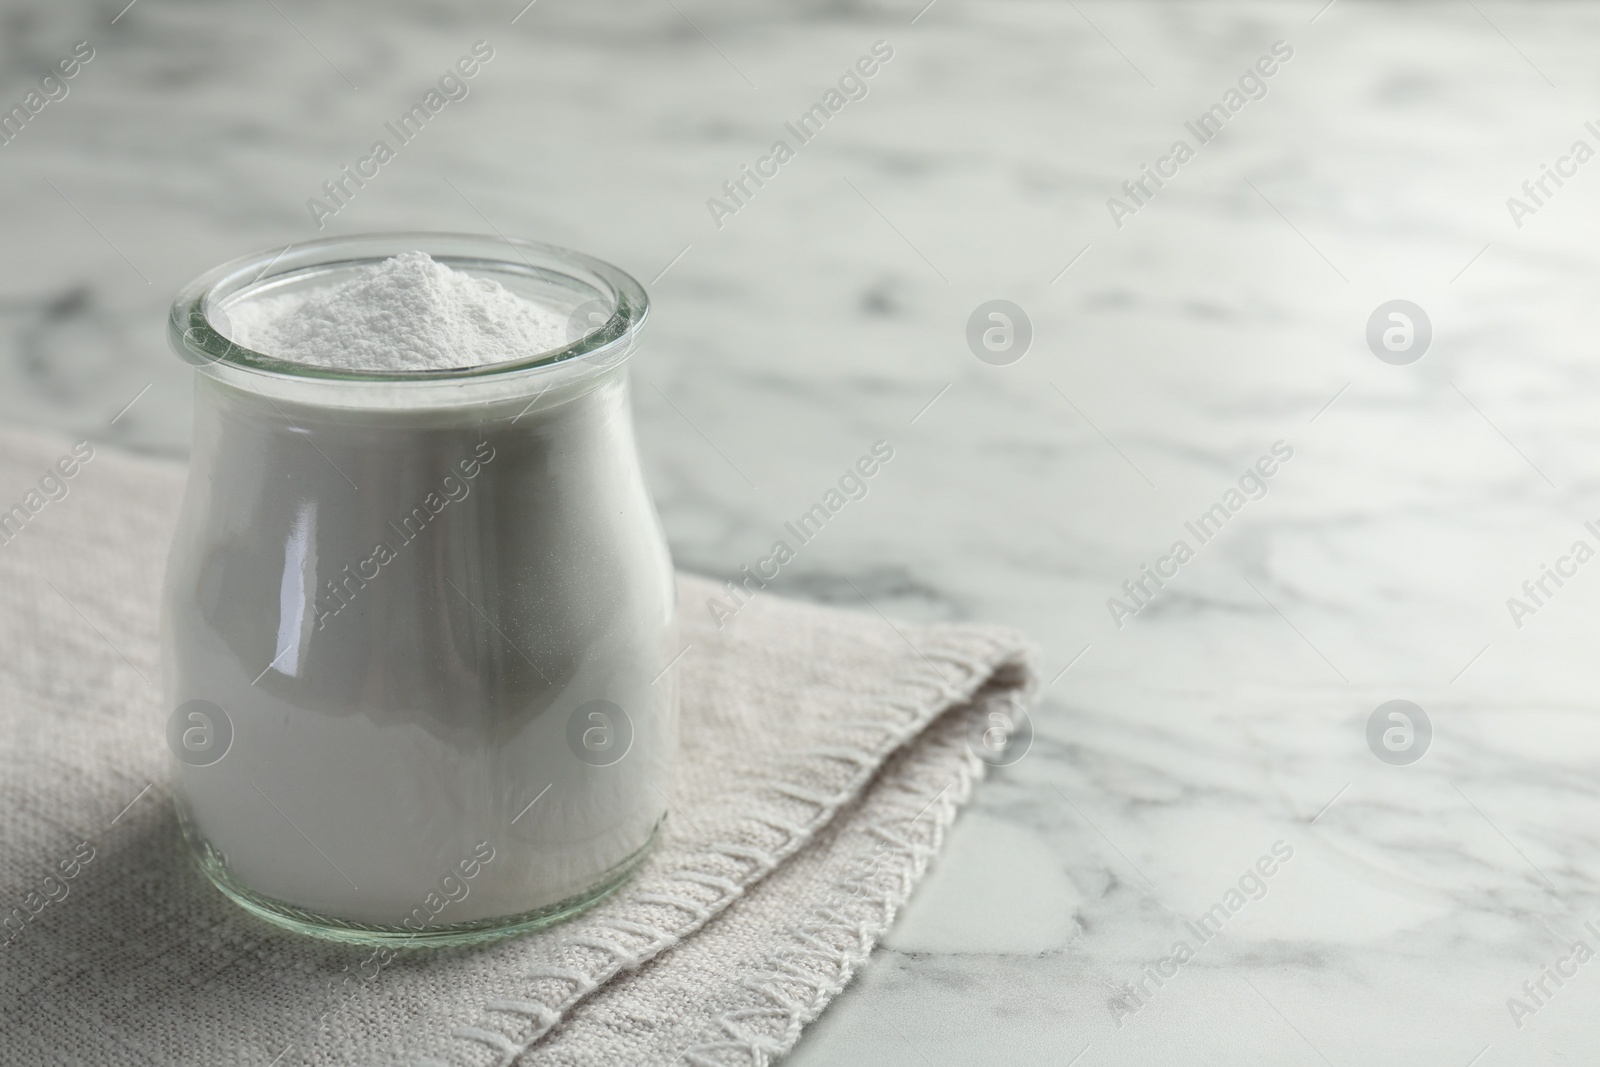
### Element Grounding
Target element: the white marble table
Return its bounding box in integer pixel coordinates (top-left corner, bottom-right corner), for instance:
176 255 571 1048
4 0 1599 1062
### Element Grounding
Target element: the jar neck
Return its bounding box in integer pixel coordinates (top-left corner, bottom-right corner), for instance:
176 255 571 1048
195 359 630 432
170 232 649 395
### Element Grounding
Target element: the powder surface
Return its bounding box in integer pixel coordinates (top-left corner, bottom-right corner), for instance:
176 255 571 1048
224 251 570 372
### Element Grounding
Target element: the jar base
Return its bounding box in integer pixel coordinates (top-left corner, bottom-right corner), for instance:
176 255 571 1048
185 819 662 948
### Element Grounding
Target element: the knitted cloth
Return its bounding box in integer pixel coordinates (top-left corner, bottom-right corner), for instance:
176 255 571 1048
0 427 1035 1066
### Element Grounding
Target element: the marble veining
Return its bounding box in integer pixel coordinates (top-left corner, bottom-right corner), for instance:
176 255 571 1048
3 0 1600 1062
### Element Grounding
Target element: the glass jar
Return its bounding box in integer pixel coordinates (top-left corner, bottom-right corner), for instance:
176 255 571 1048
163 233 677 946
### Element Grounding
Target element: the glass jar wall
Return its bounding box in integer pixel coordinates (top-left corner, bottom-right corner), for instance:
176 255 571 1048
163 234 677 946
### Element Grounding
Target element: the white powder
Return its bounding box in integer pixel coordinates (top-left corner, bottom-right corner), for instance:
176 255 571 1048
168 241 673 937
225 251 569 371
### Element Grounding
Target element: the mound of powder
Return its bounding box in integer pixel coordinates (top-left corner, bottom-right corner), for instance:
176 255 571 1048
224 251 570 371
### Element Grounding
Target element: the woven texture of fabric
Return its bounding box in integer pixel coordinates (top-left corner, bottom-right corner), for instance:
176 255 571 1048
0 427 1035 1066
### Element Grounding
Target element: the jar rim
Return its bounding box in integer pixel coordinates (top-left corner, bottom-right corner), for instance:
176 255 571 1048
168 231 649 386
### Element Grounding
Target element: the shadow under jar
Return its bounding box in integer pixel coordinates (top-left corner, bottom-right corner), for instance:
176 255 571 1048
163 233 678 946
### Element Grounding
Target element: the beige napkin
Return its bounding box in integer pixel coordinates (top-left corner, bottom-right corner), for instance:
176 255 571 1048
0 426 1034 1066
